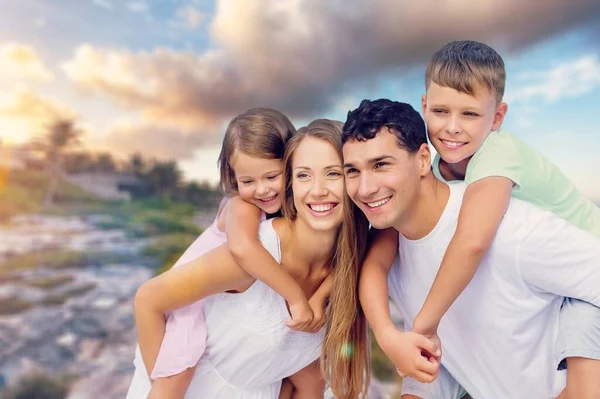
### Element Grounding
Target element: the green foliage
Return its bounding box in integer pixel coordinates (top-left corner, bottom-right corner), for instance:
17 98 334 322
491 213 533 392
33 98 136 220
39 282 96 307
0 372 74 399
0 297 33 316
20 274 74 290
0 169 99 222
142 233 200 274
370 330 401 383
0 250 85 276
0 250 142 278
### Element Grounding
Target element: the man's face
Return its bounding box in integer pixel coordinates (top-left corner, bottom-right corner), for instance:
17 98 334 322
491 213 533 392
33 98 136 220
342 129 429 229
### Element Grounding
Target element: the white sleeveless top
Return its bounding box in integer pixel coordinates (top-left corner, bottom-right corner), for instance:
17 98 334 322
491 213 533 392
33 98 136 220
126 219 325 399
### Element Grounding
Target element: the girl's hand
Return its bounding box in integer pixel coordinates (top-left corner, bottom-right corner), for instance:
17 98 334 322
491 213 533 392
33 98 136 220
305 294 327 333
285 299 314 331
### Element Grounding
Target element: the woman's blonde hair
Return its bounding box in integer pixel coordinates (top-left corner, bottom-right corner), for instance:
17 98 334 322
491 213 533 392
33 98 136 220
281 119 371 398
217 108 296 196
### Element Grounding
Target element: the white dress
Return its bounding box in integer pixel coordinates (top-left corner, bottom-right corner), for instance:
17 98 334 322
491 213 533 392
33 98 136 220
126 219 325 398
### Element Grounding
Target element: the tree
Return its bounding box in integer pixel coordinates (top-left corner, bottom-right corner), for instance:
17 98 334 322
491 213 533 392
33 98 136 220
144 160 183 200
33 119 83 209
94 152 116 173
127 152 146 176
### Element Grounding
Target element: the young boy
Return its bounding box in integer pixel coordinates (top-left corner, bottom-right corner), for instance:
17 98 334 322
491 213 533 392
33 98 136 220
397 41 600 397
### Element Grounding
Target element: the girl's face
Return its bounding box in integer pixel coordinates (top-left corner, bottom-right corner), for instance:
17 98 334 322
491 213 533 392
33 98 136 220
231 151 284 214
291 136 344 232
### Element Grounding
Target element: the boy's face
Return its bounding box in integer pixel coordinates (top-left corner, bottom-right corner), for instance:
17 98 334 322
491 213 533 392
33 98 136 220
422 82 508 166
342 129 430 230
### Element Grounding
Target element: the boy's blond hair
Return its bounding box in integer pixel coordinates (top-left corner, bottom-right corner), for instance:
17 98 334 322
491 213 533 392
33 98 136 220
425 40 506 103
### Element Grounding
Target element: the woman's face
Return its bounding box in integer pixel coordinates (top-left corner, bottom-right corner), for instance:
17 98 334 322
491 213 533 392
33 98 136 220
291 136 344 232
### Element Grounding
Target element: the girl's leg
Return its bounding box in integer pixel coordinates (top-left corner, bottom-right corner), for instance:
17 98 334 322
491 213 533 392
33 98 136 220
148 367 196 399
279 378 294 399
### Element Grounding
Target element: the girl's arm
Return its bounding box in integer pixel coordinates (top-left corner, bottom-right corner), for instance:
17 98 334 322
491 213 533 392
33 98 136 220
305 274 333 332
134 243 255 376
226 196 313 330
413 176 513 334
288 360 325 399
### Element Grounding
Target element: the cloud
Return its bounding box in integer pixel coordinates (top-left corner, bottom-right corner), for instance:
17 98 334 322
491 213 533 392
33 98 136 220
175 6 204 31
92 0 113 10
127 1 148 13
33 17 46 28
62 0 600 128
507 55 600 104
0 42 54 82
0 87 77 132
98 121 216 160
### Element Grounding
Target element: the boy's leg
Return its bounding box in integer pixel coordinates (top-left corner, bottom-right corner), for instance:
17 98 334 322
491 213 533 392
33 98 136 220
556 298 600 399
147 367 196 399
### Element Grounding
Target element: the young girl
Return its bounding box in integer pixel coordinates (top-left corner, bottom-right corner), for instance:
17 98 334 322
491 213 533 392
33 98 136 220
137 109 332 398
127 119 369 399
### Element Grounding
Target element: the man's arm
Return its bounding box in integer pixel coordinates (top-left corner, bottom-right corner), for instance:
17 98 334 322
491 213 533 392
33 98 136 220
414 177 513 334
360 228 441 381
359 227 399 337
518 211 600 305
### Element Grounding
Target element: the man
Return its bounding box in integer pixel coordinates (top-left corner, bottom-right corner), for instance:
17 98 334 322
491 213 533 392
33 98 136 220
341 99 600 398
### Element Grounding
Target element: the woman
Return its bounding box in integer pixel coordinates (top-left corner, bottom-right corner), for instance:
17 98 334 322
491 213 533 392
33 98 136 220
126 119 370 399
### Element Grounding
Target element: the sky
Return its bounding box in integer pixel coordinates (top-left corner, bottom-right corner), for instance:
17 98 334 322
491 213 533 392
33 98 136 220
0 0 599 203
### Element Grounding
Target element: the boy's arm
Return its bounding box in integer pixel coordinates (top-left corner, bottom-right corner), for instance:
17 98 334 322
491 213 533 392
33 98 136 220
134 243 254 376
413 177 513 334
225 197 312 329
359 227 399 337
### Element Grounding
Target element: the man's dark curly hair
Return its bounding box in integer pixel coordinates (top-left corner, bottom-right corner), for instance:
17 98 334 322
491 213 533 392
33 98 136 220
341 99 427 153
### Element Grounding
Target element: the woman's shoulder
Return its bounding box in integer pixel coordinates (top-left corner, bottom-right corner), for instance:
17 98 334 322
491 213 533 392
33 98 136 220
258 218 283 262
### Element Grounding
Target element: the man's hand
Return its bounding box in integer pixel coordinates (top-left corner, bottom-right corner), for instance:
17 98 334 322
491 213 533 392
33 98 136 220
376 326 441 383
285 299 314 332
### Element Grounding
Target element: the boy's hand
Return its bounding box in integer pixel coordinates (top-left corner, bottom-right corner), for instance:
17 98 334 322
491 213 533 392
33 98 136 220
412 317 443 364
285 299 314 331
376 326 441 383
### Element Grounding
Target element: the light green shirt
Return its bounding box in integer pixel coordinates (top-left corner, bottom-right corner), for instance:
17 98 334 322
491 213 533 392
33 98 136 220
432 129 600 238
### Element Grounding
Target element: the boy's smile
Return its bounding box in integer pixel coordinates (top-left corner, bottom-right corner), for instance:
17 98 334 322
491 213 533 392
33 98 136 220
422 82 507 175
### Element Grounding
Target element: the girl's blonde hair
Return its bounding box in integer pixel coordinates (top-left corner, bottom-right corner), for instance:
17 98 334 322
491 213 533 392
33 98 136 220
217 108 296 196
281 119 371 398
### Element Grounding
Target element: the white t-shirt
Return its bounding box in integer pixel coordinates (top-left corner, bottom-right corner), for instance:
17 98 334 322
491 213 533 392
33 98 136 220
389 183 600 399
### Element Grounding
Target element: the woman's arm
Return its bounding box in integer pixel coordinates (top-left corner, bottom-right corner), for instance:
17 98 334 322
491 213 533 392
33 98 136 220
288 360 325 399
134 243 255 376
226 196 313 330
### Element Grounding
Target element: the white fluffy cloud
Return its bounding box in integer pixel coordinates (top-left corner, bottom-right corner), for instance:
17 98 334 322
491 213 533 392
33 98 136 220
508 55 600 104
0 87 77 130
0 42 54 82
63 0 600 125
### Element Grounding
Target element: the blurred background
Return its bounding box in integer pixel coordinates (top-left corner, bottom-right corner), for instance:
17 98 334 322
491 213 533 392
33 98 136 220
0 1 599 398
